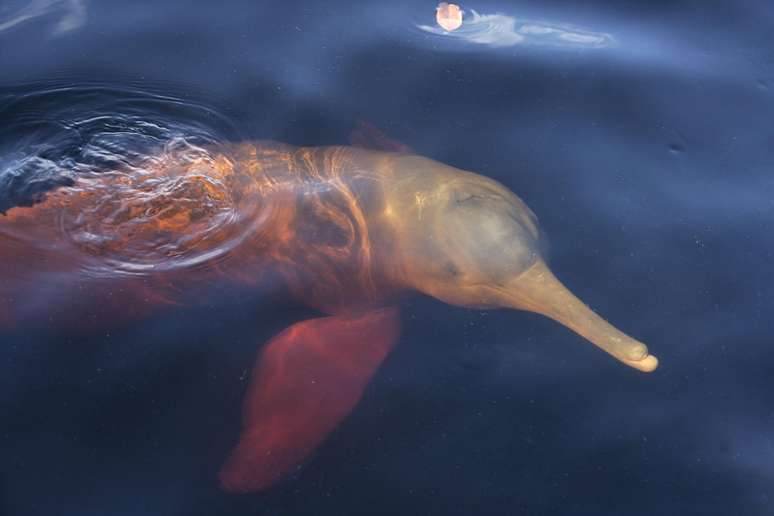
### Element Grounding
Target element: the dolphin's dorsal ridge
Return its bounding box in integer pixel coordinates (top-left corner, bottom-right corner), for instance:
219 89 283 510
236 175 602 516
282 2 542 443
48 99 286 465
349 120 413 153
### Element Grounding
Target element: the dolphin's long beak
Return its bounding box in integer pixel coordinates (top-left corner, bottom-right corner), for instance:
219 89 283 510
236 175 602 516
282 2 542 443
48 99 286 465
493 260 658 372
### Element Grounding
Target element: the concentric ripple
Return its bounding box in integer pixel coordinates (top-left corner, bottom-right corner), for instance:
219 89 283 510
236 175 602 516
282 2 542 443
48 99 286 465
0 82 261 277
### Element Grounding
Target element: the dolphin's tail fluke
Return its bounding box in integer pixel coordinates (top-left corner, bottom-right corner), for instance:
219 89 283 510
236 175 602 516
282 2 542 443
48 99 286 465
496 260 658 372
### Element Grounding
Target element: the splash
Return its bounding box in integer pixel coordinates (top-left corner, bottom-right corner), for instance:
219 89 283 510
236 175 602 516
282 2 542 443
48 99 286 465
418 8 614 49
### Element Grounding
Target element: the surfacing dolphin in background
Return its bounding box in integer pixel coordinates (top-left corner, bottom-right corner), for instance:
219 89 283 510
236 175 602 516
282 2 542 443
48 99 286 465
0 124 657 492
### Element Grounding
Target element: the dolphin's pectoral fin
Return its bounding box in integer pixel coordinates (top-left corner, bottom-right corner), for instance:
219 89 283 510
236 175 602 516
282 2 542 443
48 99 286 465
219 308 401 492
349 120 413 153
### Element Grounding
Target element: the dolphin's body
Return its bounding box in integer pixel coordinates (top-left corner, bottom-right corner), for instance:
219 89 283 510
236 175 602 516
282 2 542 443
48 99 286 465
0 136 657 491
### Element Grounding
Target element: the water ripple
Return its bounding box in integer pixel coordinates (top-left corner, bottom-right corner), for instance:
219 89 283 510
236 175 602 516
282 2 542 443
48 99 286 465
0 83 259 277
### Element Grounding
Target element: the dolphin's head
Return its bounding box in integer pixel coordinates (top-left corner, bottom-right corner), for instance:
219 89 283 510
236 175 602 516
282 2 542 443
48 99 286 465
382 155 658 372
384 161 542 308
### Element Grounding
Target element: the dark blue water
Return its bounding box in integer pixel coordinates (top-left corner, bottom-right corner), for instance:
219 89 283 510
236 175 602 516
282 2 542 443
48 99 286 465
1 1 773 515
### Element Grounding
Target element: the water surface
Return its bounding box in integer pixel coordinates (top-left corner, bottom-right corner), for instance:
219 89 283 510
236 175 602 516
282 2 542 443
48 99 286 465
1 1 773 515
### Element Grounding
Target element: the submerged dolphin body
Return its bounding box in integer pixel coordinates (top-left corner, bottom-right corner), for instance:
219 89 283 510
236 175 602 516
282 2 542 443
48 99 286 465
0 133 657 491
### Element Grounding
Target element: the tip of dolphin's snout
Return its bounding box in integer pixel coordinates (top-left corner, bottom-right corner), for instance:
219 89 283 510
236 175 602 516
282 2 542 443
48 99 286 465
497 260 659 373
615 339 659 373
625 353 659 373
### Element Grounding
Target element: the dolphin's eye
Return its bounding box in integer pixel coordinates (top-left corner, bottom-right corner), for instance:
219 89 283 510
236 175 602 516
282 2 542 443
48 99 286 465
454 193 483 205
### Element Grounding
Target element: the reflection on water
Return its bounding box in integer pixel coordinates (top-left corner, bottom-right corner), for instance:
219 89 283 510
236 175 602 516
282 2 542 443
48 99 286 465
0 0 86 35
418 8 614 48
